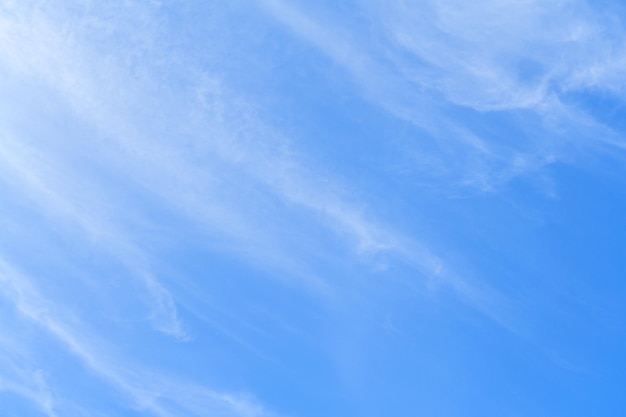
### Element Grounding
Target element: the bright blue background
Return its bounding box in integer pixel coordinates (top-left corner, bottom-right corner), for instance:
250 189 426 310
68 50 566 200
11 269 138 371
1 1 626 416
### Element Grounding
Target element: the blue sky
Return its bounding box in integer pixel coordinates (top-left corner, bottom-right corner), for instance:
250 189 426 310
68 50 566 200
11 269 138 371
1 0 626 416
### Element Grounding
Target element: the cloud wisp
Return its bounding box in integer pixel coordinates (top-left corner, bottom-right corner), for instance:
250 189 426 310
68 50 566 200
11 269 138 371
0 1 572 416
257 0 626 189
0 0 455 290
0 259 275 417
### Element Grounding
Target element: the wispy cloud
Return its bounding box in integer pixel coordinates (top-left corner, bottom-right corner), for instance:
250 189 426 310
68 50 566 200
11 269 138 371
0 365 57 417
0 259 276 417
256 0 626 189
0 1 623 415
0 132 186 339
0 1 563 414
0 0 446 286
0 0 521 334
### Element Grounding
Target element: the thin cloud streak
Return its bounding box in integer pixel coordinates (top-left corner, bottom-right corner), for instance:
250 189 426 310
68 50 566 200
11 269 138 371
257 0 626 189
0 1 532 412
0 133 186 339
0 259 275 417
0 0 446 287
0 0 519 330
0 369 57 417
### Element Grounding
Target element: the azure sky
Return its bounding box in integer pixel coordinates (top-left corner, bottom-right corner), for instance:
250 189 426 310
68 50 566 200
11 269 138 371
1 0 626 416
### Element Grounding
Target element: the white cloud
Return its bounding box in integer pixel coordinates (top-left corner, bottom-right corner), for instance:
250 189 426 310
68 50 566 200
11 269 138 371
256 0 626 189
0 367 57 417
0 259 276 417
0 4 537 414
0 133 186 339
0 0 445 285
0 0 521 332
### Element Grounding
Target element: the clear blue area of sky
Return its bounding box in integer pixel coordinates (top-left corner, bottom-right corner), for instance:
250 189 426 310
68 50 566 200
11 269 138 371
1 1 626 416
